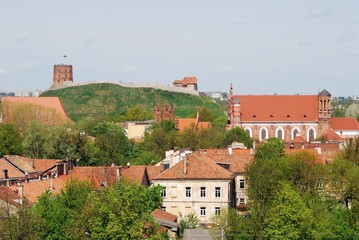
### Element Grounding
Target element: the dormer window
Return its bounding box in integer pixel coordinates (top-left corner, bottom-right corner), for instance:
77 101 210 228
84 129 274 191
270 115 273 118
286 115 290 118
253 115 256 118
303 114 307 118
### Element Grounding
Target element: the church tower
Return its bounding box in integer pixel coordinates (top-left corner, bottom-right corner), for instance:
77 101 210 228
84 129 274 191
227 83 241 128
318 89 331 131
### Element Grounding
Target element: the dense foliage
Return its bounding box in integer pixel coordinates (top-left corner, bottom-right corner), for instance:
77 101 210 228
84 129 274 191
0 180 163 240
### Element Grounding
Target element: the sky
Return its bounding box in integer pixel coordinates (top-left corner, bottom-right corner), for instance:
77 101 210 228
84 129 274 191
0 0 358 96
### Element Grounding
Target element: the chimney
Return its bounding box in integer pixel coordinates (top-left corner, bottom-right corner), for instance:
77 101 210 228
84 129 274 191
228 147 233 156
50 173 54 191
3 169 8 179
17 182 23 205
63 162 68 175
183 155 187 175
116 167 121 181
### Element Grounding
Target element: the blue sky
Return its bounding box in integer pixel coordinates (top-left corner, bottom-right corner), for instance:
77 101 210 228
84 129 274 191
0 0 358 96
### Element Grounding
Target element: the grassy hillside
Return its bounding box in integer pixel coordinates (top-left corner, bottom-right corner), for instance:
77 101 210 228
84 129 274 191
41 83 226 122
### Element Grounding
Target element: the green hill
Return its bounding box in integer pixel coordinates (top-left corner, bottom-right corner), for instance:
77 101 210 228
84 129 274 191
41 83 226 122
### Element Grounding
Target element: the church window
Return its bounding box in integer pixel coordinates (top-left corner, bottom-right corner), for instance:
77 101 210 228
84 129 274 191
260 127 268 141
244 127 252 137
292 128 300 140
277 129 283 139
308 128 315 142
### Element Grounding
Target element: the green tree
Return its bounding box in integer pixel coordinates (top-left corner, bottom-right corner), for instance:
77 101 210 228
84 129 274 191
69 181 162 239
116 106 154 122
32 179 93 240
179 212 199 236
224 127 253 148
0 123 22 157
264 182 314 240
254 137 284 160
191 107 216 122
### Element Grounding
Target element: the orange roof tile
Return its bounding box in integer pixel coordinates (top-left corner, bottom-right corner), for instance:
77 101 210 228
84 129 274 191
0 158 25 178
3 155 38 174
9 175 69 204
151 209 177 222
202 149 253 173
291 136 307 143
1 96 71 123
321 128 344 141
146 165 163 181
173 77 197 85
233 95 318 122
153 154 233 180
331 118 359 131
0 186 20 207
70 166 118 188
175 118 210 132
120 166 149 185
31 159 62 172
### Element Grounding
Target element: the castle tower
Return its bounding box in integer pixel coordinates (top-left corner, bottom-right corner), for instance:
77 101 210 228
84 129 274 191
53 64 73 85
163 103 174 121
318 89 332 132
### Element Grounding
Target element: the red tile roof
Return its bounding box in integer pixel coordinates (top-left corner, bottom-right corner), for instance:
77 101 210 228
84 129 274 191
285 149 324 164
0 158 25 178
331 118 359 130
173 77 197 85
1 96 71 123
0 186 20 207
120 166 149 186
291 136 307 143
153 154 233 180
3 155 38 174
9 175 69 204
146 165 163 181
233 95 318 122
175 118 210 132
69 166 118 188
321 128 344 141
151 209 177 222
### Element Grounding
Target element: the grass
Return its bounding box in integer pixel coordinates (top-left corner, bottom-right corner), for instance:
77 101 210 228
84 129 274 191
41 83 226 122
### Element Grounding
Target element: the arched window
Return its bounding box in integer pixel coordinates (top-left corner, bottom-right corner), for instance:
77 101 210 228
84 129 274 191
259 127 268 141
244 127 252 138
307 128 316 142
276 127 284 140
292 127 300 140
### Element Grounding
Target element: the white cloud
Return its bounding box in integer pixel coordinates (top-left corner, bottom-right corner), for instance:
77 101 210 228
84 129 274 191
336 33 355 43
0 68 6 75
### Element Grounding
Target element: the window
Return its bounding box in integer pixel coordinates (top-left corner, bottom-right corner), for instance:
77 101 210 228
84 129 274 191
161 187 166 198
276 129 283 139
200 187 206 198
260 127 268 141
308 129 315 142
240 198 245 204
240 179 245 189
215 207 221 216
186 187 191 197
215 187 221 198
200 207 206 216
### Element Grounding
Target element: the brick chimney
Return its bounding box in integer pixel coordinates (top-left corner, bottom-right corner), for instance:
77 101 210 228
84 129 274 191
17 182 23 205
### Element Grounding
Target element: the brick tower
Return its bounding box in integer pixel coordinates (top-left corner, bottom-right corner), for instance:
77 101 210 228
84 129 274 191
53 64 73 84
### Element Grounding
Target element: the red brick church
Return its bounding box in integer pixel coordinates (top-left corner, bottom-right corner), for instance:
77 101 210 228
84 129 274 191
227 84 359 142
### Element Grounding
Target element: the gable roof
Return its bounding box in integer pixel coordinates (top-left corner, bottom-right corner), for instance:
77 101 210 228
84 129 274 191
321 128 344 141
0 186 20 207
69 166 118 188
175 118 210 132
3 155 38 175
0 157 25 178
173 77 197 85
120 166 149 186
331 118 359 131
233 95 318 122
146 165 163 181
1 96 71 123
151 209 178 222
9 175 69 204
291 135 308 143
153 154 233 180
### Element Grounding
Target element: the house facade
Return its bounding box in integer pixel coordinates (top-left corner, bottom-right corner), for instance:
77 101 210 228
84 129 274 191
152 154 233 224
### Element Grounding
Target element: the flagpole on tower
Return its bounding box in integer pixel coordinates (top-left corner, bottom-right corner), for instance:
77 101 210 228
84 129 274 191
63 54 67 65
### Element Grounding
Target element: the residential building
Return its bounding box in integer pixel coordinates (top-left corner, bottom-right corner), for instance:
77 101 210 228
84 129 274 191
121 120 153 141
175 112 210 132
151 154 233 224
173 76 198 91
